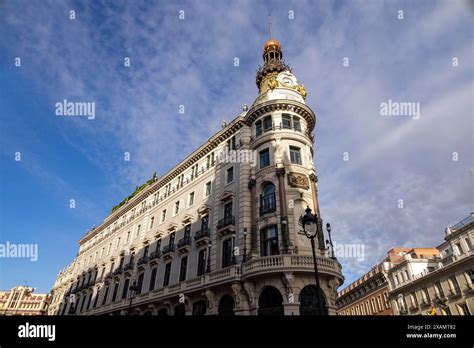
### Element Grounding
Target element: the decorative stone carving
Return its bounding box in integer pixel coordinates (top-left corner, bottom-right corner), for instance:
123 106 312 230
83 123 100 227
287 172 309 190
275 138 283 164
282 273 295 297
231 282 244 306
203 289 216 311
243 282 255 306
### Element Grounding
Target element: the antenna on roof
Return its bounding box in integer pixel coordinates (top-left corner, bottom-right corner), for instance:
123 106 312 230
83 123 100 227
268 14 272 39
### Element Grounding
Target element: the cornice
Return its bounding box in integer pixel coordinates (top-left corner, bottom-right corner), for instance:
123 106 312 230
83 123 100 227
244 99 316 131
79 117 246 245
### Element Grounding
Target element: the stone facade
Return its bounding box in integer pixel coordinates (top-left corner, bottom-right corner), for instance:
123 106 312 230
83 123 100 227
336 263 392 315
48 38 344 316
387 214 474 315
0 286 49 315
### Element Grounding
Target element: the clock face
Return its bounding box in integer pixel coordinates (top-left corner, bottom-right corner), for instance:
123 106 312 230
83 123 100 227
277 72 297 87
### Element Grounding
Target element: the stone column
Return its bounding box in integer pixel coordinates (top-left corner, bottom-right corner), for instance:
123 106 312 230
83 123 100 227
276 168 290 253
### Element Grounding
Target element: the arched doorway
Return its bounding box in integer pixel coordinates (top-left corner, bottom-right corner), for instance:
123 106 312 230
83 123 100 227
218 294 235 315
174 304 185 316
143 310 152 315
157 308 168 316
192 300 207 316
258 286 284 316
299 285 327 315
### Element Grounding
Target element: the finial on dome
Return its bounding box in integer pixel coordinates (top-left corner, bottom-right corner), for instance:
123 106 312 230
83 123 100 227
263 14 282 53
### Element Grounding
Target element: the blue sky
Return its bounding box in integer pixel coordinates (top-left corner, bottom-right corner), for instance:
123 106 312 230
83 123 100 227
0 0 472 293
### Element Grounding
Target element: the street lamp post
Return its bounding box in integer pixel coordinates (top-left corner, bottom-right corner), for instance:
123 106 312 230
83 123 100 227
206 241 212 273
300 206 327 315
128 281 138 314
326 222 335 259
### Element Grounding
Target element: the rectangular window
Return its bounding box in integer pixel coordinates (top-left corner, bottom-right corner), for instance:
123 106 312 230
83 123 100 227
197 249 206 276
136 273 144 295
161 209 167 223
189 192 195 207
224 201 233 220
179 256 188 282
122 278 130 299
455 242 463 255
136 224 141 237
293 117 301 132
259 148 270 168
282 114 292 129
174 201 180 215
260 225 279 256
184 224 191 239
149 217 154 230
256 121 262 137
222 238 232 268
201 215 209 231
155 239 162 252
227 136 236 150
289 146 302 164
111 282 119 302
163 263 172 287
102 286 109 305
205 181 212 197
169 232 175 246
263 116 272 131
227 167 234 184
149 268 157 292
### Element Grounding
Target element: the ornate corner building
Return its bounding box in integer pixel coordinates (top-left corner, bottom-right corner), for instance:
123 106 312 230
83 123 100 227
48 38 344 316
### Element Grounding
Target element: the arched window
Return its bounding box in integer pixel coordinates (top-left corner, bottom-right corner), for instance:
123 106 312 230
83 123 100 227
258 286 284 315
192 300 207 316
260 183 276 215
299 285 328 315
218 294 235 315
157 308 168 316
174 304 186 316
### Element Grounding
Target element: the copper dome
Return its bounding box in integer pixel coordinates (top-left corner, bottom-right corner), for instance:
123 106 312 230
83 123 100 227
263 39 281 52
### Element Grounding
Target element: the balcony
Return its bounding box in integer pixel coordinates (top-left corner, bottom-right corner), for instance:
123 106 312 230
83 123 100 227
242 254 343 280
216 215 235 237
260 193 276 216
447 289 462 300
149 251 161 265
420 300 431 309
113 267 123 277
194 228 211 246
463 283 474 295
105 272 114 281
124 262 134 274
162 244 175 260
433 295 447 305
137 256 148 269
177 237 192 254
